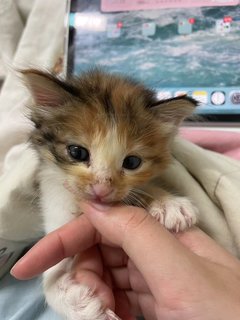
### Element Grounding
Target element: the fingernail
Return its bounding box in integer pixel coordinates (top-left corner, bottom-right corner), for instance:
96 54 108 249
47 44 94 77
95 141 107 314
10 255 28 279
10 263 20 278
91 201 110 212
10 266 16 276
81 201 110 213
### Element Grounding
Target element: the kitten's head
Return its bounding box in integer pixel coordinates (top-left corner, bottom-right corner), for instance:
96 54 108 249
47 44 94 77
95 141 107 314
23 68 197 204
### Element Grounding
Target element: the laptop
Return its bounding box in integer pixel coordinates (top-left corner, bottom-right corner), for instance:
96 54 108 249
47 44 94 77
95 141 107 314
65 0 240 126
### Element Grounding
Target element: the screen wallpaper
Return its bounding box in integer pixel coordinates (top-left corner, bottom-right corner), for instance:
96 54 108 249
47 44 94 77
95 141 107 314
68 0 240 116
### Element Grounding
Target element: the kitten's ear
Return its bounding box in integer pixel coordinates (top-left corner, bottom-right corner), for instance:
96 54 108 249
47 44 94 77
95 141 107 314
22 69 77 107
150 95 198 127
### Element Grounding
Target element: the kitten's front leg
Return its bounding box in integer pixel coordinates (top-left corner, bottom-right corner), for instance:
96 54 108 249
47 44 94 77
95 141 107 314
139 185 198 232
149 195 198 232
43 259 120 320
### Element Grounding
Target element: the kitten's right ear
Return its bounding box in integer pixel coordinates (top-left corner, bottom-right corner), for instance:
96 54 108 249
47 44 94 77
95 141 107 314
149 95 198 126
22 69 77 107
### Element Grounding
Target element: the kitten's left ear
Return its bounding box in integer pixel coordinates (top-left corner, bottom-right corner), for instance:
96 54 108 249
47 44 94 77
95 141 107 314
149 95 198 126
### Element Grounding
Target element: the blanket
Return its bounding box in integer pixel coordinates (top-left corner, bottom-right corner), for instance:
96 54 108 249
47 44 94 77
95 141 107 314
0 0 66 278
0 0 240 279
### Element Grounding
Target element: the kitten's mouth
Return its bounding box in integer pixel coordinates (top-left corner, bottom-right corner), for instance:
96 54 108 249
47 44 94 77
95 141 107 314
90 194 119 205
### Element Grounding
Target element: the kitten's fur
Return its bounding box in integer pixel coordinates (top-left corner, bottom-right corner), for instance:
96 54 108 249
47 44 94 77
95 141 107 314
23 68 198 320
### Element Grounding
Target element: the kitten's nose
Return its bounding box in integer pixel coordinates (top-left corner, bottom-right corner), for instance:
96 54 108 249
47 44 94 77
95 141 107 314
92 184 113 199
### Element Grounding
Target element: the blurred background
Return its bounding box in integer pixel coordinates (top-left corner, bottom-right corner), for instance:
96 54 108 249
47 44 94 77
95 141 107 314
0 0 33 89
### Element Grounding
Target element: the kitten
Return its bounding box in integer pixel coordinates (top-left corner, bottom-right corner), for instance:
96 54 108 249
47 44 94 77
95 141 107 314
23 68 198 320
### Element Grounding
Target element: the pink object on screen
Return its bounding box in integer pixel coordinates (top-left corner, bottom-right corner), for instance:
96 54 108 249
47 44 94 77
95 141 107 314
101 0 239 12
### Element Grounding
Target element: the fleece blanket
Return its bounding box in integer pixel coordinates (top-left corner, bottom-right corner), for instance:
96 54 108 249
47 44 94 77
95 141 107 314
1 0 240 279
0 0 66 277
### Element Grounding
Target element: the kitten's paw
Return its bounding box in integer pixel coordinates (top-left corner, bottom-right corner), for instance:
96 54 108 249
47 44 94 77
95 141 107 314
149 197 198 232
45 273 120 320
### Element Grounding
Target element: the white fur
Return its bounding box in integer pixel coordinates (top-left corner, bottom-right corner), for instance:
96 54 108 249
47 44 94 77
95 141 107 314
0 144 43 241
40 162 118 320
40 164 78 233
43 261 107 320
149 196 198 232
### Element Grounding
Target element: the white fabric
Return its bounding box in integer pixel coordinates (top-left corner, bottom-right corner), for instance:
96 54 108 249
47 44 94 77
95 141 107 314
0 0 66 278
0 0 34 79
0 0 24 78
160 138 240 256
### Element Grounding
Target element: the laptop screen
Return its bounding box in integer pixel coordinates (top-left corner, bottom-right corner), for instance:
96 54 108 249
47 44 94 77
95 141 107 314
67 0 240 123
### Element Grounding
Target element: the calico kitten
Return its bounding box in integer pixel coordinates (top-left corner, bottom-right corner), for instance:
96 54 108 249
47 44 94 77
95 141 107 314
23 68 198 320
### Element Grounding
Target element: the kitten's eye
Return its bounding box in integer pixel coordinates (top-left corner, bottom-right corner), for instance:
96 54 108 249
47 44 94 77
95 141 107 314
123 156 142 170
68 145 89 162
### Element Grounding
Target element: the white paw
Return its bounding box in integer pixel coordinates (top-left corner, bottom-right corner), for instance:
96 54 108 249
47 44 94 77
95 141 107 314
44 272 120 320
149 197 198 232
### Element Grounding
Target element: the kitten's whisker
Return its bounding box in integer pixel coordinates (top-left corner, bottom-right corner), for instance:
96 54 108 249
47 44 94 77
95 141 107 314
122 199 130 207
122 196 131 207
126 191 148 210
129 189 153 210
132 188 155 201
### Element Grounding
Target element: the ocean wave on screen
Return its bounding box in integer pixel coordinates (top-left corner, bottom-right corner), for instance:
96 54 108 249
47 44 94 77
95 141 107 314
74 3 240 87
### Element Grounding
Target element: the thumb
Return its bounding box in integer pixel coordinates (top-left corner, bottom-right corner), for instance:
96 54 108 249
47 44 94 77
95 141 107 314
81 201 194 293
81 201 156 247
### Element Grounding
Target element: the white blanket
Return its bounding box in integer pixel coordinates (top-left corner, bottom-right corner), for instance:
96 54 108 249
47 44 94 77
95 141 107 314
0 0 66 277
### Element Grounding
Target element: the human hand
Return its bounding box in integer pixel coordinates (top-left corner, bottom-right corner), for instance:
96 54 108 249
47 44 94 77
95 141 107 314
11 202 240 320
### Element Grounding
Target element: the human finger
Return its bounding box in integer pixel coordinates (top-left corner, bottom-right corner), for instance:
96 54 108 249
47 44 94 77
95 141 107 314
175 227 240 272
11 214 98 279
73 246 115 311
81 201 199 296
100 245 128 268
113 290 135 320
110 262 150 293
100 246 150 294
125 291 156 320
99 244 150 293
111 267 149 293
81 201 240 299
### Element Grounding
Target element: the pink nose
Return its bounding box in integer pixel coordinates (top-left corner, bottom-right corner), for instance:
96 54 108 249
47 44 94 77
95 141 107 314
92 184 113 199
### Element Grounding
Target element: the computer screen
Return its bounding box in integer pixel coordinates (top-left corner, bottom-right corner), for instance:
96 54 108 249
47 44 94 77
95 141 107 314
67 0 240 123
